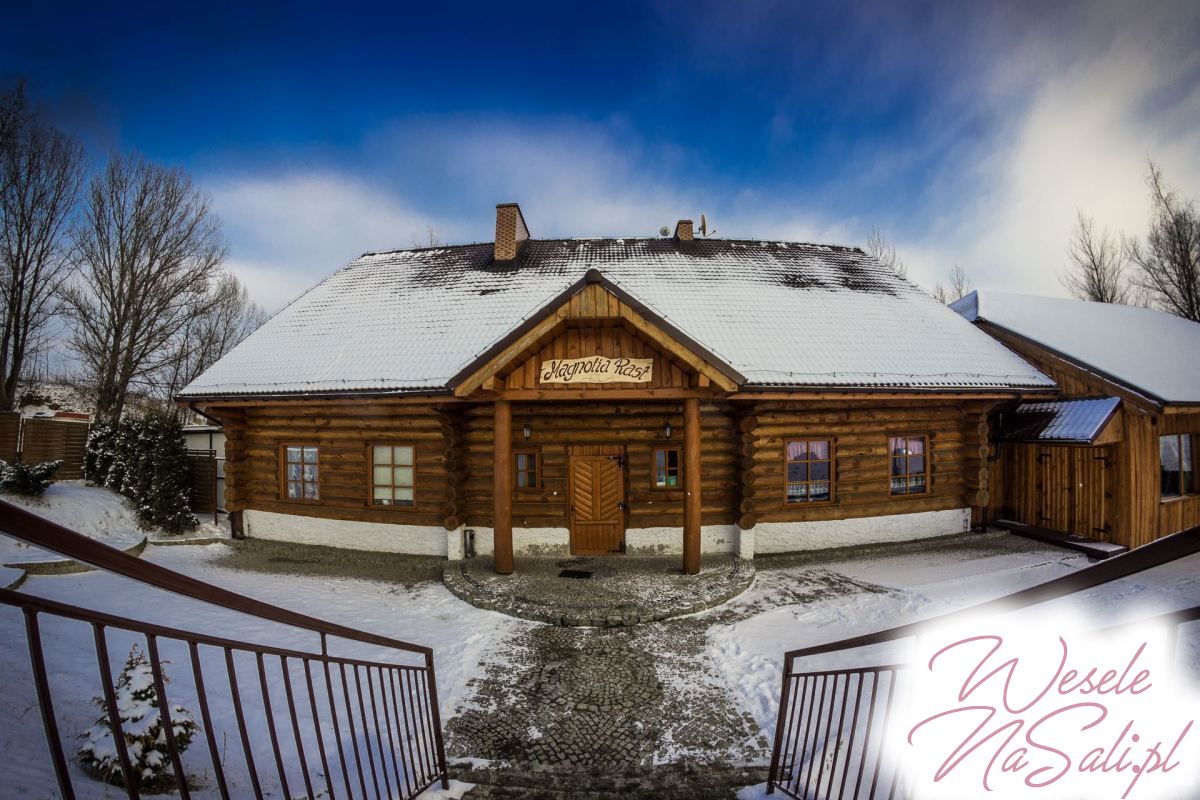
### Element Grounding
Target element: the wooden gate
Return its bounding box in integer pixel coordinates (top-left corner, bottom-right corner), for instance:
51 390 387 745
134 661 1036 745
1002 443 1114 540
568 444 625 554
21 418 90 479
0 411 19 463
186 449 220 523
1030 444 1113 539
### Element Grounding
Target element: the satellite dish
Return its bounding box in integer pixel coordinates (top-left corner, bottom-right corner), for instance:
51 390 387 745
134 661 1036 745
699 214 707 237
659 226 671 237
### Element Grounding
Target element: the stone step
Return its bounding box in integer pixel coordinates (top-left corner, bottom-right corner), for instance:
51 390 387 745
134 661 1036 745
450 762 769 799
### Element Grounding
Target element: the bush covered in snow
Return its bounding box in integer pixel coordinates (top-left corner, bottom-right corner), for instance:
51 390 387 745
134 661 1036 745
85 413 198 534
78 643 199 791
0 459 62 496
83 422 116 488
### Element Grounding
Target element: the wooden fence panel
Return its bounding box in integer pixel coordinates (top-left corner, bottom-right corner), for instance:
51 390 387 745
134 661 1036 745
0 412 19 463
186 450 219 522
21 418 90 479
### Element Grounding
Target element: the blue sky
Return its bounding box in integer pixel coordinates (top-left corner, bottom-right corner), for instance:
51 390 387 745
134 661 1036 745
4 1 1199 310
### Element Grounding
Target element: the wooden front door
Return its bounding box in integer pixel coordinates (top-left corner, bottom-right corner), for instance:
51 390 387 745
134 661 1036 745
568 444 626 555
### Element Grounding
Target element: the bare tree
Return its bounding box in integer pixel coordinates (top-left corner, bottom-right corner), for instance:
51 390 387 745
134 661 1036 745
63 153 226 423
156 271 266 407
1060 211 1130 304
1127 162 1200 321
864 227 908 279
931 264 973 305
0 84 85 410
0 82 24 152
411 225 443 249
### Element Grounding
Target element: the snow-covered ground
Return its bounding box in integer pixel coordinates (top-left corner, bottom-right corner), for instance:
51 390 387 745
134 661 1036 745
0 539 523 798
724 545 1200 800
0 482 228 566
710 544 1088 743
0 497 1196 798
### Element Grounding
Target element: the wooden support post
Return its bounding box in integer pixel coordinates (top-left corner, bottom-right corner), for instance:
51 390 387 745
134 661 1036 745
493 399 514 574
683 397 702 575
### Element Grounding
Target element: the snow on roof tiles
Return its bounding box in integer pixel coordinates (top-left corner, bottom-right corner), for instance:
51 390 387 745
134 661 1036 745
953 290 1200 404
1001 397 1121 443
180 239 1055 397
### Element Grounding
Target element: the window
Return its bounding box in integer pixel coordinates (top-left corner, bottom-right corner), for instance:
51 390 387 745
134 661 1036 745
786 440 832 503
889 435 928 495
515 449 540 490
653 447 681 489
371 444 414 507
282 445 319 501
1160 434 1196 499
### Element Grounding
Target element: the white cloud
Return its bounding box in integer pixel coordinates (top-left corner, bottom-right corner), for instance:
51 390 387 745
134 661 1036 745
897 1 1200 295
205 4 1200 312
206 119 867 314
205 172 457 311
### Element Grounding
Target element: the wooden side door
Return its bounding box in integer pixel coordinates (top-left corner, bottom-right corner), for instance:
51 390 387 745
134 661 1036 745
1037 446 1072 532
568 444 626 555
1071 446 1113 540
1004 443 1041 525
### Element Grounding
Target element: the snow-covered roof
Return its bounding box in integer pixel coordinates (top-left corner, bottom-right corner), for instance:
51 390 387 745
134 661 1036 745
953 290 1200 405
180 239 1055 398
1000 397 1121 443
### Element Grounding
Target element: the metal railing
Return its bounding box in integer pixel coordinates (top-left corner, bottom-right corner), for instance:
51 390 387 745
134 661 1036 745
767 523 1200 799
0 499 448 799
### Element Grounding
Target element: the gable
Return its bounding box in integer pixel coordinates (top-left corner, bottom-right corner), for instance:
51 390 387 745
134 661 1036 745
450 276 743 396
501 323 697 392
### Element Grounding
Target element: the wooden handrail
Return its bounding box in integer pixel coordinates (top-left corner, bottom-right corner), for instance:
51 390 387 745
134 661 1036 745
784 523 1200 670
0 499 432 656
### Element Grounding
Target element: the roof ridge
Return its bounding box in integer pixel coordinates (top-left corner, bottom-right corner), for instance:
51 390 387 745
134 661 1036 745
358 237 867 259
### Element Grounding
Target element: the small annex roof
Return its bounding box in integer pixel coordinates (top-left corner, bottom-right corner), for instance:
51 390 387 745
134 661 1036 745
999 397 1121 444
953 290 1200 405
180 239 1055 399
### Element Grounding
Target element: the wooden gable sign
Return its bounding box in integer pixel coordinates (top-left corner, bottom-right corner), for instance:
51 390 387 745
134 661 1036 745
540 356 654 384
449 270 743 397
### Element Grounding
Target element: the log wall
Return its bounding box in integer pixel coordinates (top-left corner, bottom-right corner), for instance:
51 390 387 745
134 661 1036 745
211 397 988 539
213 402 458 530
737 401 973 528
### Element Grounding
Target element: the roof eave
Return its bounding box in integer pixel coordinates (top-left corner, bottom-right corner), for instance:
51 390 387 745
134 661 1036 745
175 387 456 404
737 383 1056 394
973 318 1166 412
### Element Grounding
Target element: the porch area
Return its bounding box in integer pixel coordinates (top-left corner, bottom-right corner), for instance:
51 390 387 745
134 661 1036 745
443 553 754 627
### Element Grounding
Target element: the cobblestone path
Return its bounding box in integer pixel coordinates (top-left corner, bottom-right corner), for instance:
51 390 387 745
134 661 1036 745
444 566 894 773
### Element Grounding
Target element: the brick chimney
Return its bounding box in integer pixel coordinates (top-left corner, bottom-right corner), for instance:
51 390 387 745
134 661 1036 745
674 219 694 242
494 203 530 262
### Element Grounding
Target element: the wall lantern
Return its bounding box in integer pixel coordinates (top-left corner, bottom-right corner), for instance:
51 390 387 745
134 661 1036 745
522 422 533 440
663 420 673 439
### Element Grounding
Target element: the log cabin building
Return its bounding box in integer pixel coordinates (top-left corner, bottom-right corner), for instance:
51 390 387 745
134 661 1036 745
953 291 1200 550
178 203 1062 574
